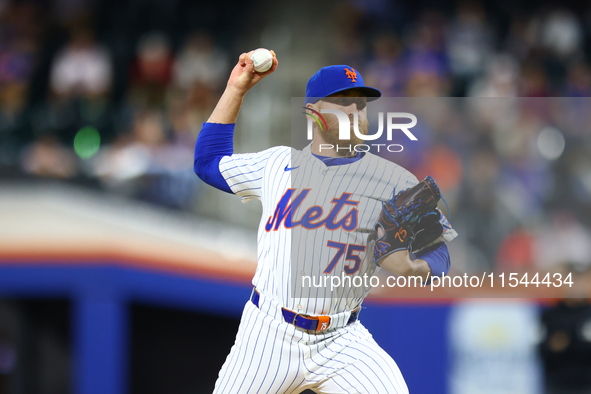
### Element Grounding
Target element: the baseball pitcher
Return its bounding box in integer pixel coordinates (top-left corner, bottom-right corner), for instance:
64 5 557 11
194 49 457 394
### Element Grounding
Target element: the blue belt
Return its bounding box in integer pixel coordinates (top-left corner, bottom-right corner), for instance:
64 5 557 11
250 289 360 332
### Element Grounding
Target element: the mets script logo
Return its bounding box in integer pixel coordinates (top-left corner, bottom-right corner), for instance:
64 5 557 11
344 68 357 82
265 189 359 232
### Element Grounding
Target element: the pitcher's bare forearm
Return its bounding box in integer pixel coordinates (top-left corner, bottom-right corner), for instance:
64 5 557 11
207 86 246 124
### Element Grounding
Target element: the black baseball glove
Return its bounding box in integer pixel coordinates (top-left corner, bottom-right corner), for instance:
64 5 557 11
373 176 441 265
410 208 445 253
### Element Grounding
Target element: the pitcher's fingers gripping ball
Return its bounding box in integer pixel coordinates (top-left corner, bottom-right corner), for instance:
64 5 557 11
250 48 274 73
373 176 441 264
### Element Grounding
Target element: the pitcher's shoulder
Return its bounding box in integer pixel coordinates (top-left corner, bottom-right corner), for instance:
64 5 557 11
363 152 419 184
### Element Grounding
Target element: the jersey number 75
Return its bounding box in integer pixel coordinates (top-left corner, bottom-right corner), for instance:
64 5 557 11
323 241 366 275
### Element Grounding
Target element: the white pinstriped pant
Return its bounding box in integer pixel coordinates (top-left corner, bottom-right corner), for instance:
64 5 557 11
213 300 409 394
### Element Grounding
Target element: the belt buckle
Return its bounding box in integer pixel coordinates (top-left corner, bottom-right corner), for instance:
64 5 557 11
293 313 315 331
286 310 331 332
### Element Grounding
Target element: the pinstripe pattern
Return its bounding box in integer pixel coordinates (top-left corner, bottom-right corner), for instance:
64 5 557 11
214 144 454 393
213 300 408 394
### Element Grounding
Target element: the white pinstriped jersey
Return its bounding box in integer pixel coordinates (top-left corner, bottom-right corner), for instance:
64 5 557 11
220 144 454 316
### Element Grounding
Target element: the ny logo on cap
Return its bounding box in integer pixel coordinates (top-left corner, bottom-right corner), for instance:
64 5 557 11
344 68 357 82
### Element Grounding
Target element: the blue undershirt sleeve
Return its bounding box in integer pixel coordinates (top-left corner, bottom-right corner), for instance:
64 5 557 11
415 242 451 277
193 123 234 194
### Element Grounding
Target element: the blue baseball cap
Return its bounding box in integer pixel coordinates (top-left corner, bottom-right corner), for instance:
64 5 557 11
305 65 381 104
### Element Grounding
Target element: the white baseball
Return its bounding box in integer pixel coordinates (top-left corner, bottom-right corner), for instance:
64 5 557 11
251 48 274 73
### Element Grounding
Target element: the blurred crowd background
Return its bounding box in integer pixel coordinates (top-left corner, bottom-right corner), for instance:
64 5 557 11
1 0 591 274
0 0 591 393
